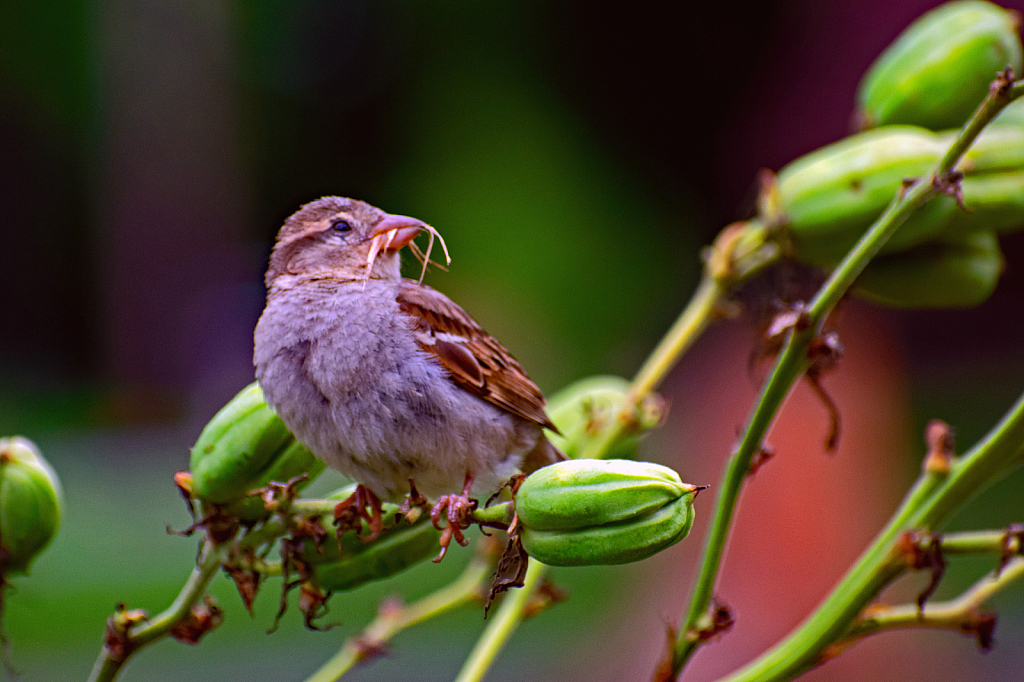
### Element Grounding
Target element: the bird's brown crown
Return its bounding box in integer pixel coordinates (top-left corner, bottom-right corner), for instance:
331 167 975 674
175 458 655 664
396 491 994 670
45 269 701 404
266 197 391 287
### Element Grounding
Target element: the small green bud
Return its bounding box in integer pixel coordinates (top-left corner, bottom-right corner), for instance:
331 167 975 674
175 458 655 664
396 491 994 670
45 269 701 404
545 376 665 459
190 382 325 519
299 486 441 591
856 1 1023 130
775 126 955 266
0 437 62 575
854 230 1004 308
516 459 698 566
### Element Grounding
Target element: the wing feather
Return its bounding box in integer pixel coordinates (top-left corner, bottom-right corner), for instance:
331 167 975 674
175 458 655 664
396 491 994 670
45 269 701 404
396 279 558 432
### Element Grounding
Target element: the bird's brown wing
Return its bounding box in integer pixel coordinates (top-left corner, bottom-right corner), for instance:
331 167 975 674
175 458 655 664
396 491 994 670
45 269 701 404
396 279 558 432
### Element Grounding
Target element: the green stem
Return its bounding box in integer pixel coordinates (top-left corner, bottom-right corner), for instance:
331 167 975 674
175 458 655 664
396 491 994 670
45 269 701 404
88 539 227 682
291 499 342 517
939 529 1023 556
458 224 775 681
471 501 515 527
913 390 1024 529
577 220 780 462
302 553 493 682
675 328 810 666
454 559 548 682
805 186 934 321
840 557 1024 647
575 276 725 461
714 388 1024 682
631 275 727 398
937 75 1024 173
671 72 1024 680
448 269 735 681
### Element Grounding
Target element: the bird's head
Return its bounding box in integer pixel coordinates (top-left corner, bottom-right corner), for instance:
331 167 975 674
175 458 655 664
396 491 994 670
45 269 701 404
266 197 448 289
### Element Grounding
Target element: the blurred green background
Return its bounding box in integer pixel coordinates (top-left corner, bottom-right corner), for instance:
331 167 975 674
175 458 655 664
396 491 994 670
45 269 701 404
1 1 1023 680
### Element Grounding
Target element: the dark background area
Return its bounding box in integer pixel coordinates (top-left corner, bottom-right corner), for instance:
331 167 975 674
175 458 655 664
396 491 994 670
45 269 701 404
1 1 1022 681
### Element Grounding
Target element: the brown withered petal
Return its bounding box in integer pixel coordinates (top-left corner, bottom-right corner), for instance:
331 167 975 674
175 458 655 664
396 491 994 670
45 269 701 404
971 611 997 651
485 529 530 616
170 596 223 644
299 581 340 631
104 604 149 662
649 623 679 682
522 578 568 620
225 565 261 614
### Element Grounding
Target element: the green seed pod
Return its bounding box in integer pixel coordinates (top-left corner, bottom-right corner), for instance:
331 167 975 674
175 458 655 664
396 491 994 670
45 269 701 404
516 459 698 566
931 125 1024 238
776 126 955 266
299 486 441 592
856 1 1023 131
0 437 62 575
190 382 324 518
942 125 1024 176
545 376 665 459
308 521 441 591
948 172 1024 235
517 458 692 531
853 229 1003 308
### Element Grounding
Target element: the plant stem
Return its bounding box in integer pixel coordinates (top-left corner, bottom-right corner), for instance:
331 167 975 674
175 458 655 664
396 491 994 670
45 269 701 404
578 221 777 462
632 276 727 398
674 328 811 666
471 501 515 527
912 389 1024 529
713 387 1024 682
575 276 725 461
454 559 548 682
88 539 227 682
291 499 343 517
455 226 776 680
670 71 1024 680
302 553 493 682
839 557 1024 647
451 265 738 681
808 72 1022 322
939 529 1022 556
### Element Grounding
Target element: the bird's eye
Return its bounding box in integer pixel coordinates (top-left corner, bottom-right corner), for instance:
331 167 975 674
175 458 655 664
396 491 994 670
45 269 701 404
330 218 352 233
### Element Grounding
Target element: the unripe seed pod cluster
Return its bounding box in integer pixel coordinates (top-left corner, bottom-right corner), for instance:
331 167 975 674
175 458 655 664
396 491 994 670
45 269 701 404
772 126 953 267
189 382 325 520
515 459 698 566
763 0 1024 308
0 437 62 575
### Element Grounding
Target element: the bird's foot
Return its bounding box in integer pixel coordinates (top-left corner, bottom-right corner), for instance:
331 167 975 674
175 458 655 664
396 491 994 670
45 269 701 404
333 484 385 542
396 478 430 524
430 473 478 562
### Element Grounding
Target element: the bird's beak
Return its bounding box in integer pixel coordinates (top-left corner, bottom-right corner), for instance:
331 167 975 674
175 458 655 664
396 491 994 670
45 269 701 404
364 212 451 286
371 214 428 253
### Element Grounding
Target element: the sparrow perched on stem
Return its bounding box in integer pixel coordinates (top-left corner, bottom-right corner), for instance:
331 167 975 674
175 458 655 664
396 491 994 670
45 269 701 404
253 197 564 558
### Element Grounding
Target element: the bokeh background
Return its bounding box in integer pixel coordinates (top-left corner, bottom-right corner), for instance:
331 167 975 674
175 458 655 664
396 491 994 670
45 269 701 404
1 1 1023 680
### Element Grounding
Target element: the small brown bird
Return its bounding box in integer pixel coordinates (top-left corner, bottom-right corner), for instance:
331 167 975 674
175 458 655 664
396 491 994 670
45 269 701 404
253 197 563 556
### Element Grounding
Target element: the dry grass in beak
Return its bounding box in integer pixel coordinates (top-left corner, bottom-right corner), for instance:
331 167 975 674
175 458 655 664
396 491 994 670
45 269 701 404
363 223 452 287
363 229 398 288
408 224 452 283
